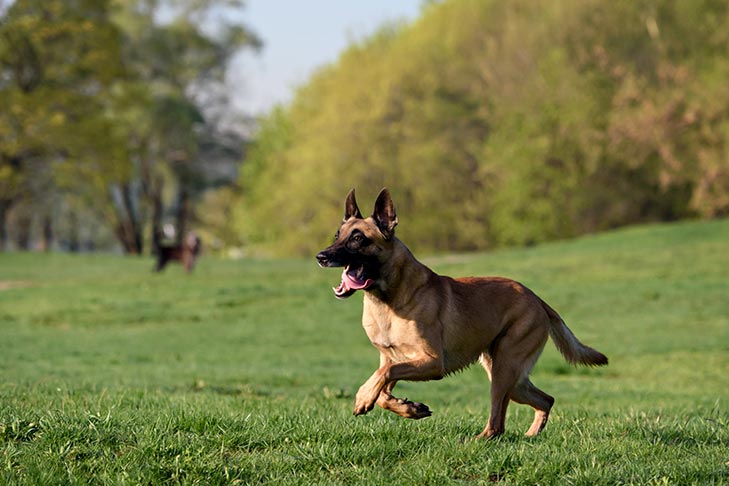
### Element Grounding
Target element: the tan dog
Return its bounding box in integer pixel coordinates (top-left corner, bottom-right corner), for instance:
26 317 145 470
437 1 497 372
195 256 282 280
316 189 607 438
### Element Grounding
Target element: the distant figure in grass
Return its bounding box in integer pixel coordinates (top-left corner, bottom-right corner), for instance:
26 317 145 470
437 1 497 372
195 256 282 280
155 231 201 273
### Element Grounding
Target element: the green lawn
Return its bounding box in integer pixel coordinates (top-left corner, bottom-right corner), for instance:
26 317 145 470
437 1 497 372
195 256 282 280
1 219 728 484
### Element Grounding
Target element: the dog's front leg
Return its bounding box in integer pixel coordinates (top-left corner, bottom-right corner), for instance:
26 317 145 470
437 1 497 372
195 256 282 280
354 355 443 416
376 382 432 419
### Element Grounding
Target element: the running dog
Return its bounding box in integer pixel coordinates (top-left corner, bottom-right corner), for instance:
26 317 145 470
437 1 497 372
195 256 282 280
155 231 201 273
316 189 607 438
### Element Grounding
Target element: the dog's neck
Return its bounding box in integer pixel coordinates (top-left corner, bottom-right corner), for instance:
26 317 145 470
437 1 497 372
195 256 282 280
365 238 435 307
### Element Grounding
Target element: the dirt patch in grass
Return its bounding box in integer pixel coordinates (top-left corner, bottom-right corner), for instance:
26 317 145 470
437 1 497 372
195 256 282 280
0 280 33 291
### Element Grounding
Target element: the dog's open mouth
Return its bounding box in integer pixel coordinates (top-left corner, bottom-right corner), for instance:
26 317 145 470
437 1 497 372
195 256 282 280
333 264 374 299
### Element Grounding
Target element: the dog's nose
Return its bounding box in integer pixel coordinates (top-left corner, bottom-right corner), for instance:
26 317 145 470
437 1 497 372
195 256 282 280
316 252 329 267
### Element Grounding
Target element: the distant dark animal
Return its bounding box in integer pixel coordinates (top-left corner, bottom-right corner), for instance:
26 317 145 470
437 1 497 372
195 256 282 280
316 189 608 438
155 232 201 273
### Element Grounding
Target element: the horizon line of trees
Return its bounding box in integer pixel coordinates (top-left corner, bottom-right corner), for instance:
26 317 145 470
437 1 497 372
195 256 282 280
240 0 729 256
3 0 729 258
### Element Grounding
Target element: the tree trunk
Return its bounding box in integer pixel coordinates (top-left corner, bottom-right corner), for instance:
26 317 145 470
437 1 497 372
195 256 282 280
0 200 9 251
68 210 80 252
175 187 189 245
150 176 164 255
15 212 31 250
39 214 53 252
110 204 138 254
120 183 143 254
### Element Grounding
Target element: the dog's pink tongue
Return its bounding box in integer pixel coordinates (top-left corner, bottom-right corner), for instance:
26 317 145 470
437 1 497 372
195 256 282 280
333 268 373 297
342 268 373 290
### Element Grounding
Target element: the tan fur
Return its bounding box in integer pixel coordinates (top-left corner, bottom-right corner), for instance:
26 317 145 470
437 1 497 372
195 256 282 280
317 189 607 438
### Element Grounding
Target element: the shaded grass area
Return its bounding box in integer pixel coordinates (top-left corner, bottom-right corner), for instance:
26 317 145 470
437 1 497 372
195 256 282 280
1 219 728 484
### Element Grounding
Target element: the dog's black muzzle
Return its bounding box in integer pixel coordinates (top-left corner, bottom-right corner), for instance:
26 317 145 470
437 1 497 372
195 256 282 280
316 252 332 267
316 247 343 268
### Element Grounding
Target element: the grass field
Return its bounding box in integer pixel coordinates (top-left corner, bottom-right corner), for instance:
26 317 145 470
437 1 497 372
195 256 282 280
2 219 728 484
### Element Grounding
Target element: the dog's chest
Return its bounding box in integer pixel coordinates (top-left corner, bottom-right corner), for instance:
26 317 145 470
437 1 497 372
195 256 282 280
362 300 420 361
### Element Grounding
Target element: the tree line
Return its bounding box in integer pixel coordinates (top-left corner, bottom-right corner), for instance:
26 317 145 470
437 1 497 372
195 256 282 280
241 0 729 256
3 0 728 257
0 0 258 253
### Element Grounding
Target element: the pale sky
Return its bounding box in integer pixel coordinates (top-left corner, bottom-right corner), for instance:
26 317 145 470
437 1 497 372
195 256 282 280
230 0 424 115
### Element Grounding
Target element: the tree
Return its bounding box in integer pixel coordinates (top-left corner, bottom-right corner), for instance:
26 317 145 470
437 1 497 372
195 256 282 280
0 0 125 250
239 0 729 256
0 0 260 253
99 0 260 254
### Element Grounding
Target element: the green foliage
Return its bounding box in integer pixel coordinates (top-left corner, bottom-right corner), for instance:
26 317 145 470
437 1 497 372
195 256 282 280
0 0 259 252
1 219 728 483
240 0 729 256
0 0 125 189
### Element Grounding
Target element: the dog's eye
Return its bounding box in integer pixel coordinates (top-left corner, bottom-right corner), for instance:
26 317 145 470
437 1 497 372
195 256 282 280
350 233 371 247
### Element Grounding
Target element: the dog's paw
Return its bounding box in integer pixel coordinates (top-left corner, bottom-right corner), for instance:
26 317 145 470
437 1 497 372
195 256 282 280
354 382 380 416
404 400 432 419
353 400 374 416
475 427 504 440
353 392 376 416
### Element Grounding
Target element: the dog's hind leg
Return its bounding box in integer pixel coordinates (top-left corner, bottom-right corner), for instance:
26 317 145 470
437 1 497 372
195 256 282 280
477 353 509 437
509 379 554 436
376 381 432 419
477 317 549 439
476 358 515 439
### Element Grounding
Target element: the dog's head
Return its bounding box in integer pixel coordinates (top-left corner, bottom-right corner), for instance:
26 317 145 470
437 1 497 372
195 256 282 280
316 188 398 299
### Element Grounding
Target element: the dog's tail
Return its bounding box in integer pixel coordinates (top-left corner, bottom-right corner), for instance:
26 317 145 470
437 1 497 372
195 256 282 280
539 298 608 367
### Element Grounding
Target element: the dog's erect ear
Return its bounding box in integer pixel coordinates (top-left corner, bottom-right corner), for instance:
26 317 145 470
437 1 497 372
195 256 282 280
372 188 398 239
344 188 362 221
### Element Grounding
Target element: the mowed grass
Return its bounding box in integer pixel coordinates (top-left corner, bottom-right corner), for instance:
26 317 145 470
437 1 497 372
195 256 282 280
1 219 728 485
